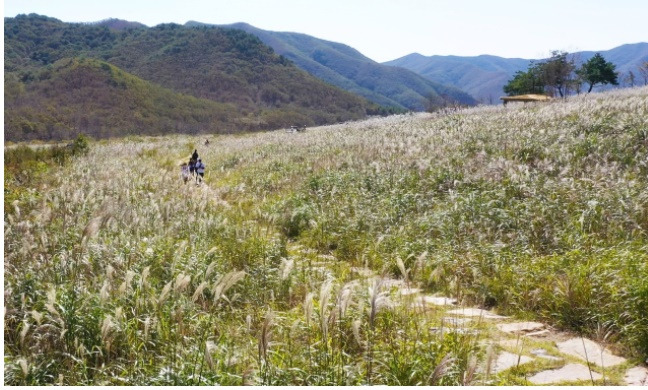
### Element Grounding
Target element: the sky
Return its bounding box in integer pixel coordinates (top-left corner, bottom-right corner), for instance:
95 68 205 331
4 0 648 63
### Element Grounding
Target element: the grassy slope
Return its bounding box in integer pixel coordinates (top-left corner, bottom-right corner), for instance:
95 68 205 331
4 87 648 385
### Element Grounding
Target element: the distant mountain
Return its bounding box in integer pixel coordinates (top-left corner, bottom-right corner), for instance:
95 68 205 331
385 43 648 103
4 14 375 141
576 43 648 75
187 22 477 110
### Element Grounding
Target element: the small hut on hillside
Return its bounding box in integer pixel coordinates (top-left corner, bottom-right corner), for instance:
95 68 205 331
500 94 552 105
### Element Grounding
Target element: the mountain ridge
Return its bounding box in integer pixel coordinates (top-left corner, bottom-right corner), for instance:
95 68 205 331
187 21 477 110
385 43 648 102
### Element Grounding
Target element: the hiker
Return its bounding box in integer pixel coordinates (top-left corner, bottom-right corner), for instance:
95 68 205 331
188 158 196 177
195 158 206 183
180 163 190 184
204 139 210 146
189 149 199 177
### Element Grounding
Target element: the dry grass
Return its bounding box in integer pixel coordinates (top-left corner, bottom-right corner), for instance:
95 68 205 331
4 87 648 385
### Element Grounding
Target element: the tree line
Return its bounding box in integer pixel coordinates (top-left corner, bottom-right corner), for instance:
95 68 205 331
504 50 648 96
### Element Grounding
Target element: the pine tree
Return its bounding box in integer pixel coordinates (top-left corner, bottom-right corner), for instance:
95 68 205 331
577 53 618 93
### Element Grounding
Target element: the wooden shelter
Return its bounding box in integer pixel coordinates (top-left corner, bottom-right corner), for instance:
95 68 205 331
500 94 552 105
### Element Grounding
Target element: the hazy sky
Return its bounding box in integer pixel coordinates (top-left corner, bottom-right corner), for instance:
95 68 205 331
5 0 648 62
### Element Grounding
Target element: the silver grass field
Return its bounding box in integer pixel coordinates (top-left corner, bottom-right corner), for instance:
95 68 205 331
4 87 648 385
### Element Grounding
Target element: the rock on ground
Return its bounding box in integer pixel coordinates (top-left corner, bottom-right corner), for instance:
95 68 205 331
442 317 472 326
526 329 552 338
528 363 602 384
420 295 457 306
446 308 507 319
492 351 534 373
625 366 648 386
556 338 626 367
496 321 545 334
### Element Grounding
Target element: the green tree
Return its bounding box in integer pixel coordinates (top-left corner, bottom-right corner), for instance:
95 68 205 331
540 51 575 97
505 51 579 97
503 62 544 95
576 53 618 93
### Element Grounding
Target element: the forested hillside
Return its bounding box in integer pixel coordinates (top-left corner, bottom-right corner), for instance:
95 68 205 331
4 14 376 141
4 57 240 140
